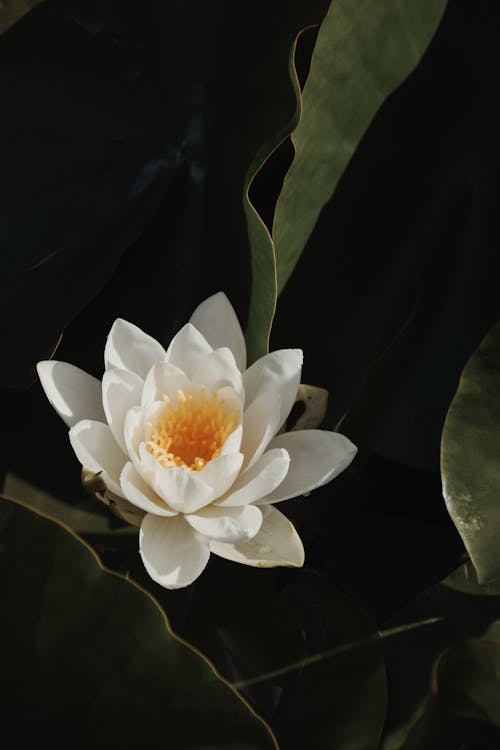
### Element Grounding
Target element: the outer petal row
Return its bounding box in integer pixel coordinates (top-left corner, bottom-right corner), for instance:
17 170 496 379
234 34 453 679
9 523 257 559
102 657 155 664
140 514 210 590
69 420 126 497
210 506 304 568
37 361 105 428
263 429 357 503
139 505 303 590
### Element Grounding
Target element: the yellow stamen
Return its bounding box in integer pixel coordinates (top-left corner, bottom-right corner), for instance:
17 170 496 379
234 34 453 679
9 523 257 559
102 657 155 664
146 388 238 471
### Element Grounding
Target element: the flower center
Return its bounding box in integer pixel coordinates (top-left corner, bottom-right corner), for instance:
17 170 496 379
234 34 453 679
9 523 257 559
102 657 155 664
146 389 238 471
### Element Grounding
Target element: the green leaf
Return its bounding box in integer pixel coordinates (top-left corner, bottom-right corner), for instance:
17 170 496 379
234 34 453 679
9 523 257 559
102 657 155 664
436 622 500 728
242 4 329 362
273 0 447 295
0 0 42 34
0 495 277 749
378 566 500 750
244 193 277 363
2 471 136 536
441 318 500 583
125 559 387 750
245 0 447 360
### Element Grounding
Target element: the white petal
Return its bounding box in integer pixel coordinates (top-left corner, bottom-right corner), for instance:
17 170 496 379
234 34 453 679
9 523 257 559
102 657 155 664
165 323 212 378
216 448 290 507
191 347 243 397
69 420 127 496
138 445 215 513
264 430 357 503
217 385 244 418
142 400 165 443
140 514 210 589
124 406 146 469
198 452 244 496
243 349 303 430
186 504 262 543
220 424 243 456
141 362 190 407
37 360 105 428
210 506 304 567
102 368 143 453
240 392 283 470
105 318 167 378
120 462 178 517
189 291 246 372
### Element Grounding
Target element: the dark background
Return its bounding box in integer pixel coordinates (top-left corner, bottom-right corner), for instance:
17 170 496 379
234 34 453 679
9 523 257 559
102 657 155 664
1 1 500 747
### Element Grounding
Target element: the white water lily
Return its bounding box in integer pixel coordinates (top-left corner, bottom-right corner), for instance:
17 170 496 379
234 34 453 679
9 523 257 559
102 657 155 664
37 292 357 589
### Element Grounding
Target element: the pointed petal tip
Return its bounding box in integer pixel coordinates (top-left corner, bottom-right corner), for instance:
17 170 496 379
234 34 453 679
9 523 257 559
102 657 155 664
109 316 132 329
106 317 128 340
340 433 358 459
105 318 167 379
210 506 305 568
209 290 229 303
36 360 105 427
189 291 246 371
294 348 304 365
36 358 51 375
36 358 64 387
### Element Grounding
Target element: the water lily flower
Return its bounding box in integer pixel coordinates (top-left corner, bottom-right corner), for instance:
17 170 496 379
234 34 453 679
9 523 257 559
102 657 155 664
37 292 357 589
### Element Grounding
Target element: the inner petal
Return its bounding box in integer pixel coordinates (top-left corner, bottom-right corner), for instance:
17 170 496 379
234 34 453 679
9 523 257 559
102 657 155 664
146 387 240 471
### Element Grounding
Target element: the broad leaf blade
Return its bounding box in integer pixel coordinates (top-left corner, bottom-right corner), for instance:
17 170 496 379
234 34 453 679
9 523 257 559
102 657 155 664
441 319 500 583
0 496 277 749
273 0 447 295
126 559 387 750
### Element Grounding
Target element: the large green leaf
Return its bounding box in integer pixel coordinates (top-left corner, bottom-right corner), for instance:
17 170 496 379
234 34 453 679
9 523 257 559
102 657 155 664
441 318 500 583
123 557 387 750
273 0 447 294
379 573 500 750
245 0 447 360
0 496 277 749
